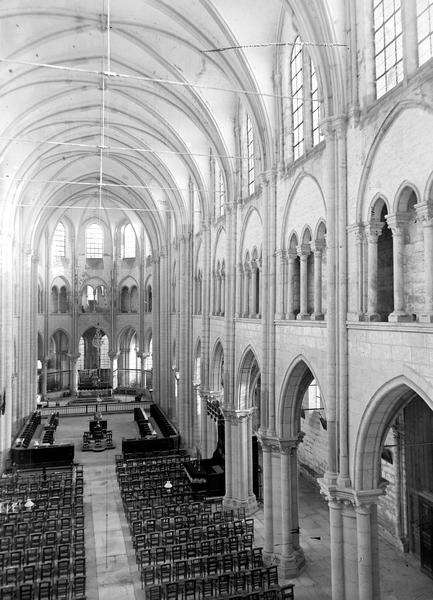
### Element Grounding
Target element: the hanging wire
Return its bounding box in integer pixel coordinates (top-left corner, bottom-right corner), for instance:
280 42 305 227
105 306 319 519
200 40 348 53
0 56 321 103
5 176 209 194
0 134 244 160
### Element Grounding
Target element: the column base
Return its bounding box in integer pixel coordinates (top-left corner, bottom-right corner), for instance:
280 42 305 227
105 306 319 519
278 548 306 578
223 494 258 515
419 313 433 323
296 313 311 321
388 311 412 322
365 312 381 322
310 312 324 321
285 312 295 320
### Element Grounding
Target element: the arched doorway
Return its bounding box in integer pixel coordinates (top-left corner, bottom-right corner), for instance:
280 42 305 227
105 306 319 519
355 378 433 588
47 330 70 393
273 357 327 577
77 326 110 393
118 328 140 389
224 347 260 514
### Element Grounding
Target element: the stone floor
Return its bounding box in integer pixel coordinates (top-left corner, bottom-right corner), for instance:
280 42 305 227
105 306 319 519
56 412 433 600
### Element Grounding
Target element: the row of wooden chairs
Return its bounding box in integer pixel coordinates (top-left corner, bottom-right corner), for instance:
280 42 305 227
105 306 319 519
0 514 84 538
115 452 188 469
136 534 255 569
144 582 295 600
0 541 85 570
1 556 85 588
122 491 194 510
139 548 263 582
141 565 280 594
0 527 85 553
130 514 254 536
0 575 86 600
125 500 239 523
133 528 254 552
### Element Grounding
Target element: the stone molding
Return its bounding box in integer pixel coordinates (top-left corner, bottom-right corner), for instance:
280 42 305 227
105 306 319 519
318 478 388 509
222 406 256 424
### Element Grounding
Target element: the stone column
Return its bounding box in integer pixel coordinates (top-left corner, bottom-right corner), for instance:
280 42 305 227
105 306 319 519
356 503 373 600
328 499 345 600
275 250 286 319
258 437 274 561
416 202 433 322
68 353 81 395
243 266 250 317
221 271 225 316
108 351 119 390
311 242 325 320
178 231 193 447
319 485 385 600
348 224 365 319
365 223 384 321
251 264 258 317
223 410 233 502
41 358 49 400
236 263 243 317
217 271 222 315
296 244 310 320
199 391 209 457
223 408 257 514
342 500 358 599
285 251 296 319
279 437 305 577
386 213 411 322
152 255 161 405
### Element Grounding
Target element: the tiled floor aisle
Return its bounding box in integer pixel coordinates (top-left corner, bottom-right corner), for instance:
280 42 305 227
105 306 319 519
57 412 433 599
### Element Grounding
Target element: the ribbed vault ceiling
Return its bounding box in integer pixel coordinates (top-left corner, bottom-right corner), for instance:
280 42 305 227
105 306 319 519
0 0 287 249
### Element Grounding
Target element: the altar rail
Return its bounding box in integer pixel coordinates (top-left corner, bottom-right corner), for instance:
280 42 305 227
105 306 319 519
40 401 146 418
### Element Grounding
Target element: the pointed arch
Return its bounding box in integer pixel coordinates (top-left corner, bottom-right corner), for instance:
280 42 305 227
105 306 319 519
354 370 433 491
278 355 326 439
237 346 261 411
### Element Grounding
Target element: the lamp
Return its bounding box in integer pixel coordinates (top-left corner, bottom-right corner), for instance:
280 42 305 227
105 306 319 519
24 497 35 511
164 480 173 493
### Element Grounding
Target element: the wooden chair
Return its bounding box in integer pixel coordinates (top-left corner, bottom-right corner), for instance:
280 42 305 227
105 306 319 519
55 578 69 600
37 581 52 600
184 579 198 600
146 585 162 600
73 575 86 600
18 584 34 600
280 584 295 599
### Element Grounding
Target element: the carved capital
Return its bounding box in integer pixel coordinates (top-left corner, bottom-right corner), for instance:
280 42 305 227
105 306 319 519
415 201 433 223
279 431 305 454
365 221 384 243
256 434 279 451
297 243 310 257
385 212 411 236
347 223 365 243
311 240 326 254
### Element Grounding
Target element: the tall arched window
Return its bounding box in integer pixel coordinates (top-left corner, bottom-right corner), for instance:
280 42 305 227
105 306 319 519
417 0 433 65
291 37 304 160
246 113 255 196
52 222 66 259
373 0 403 98
123 223 136 258
86 223 103 258
310 59 322 147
